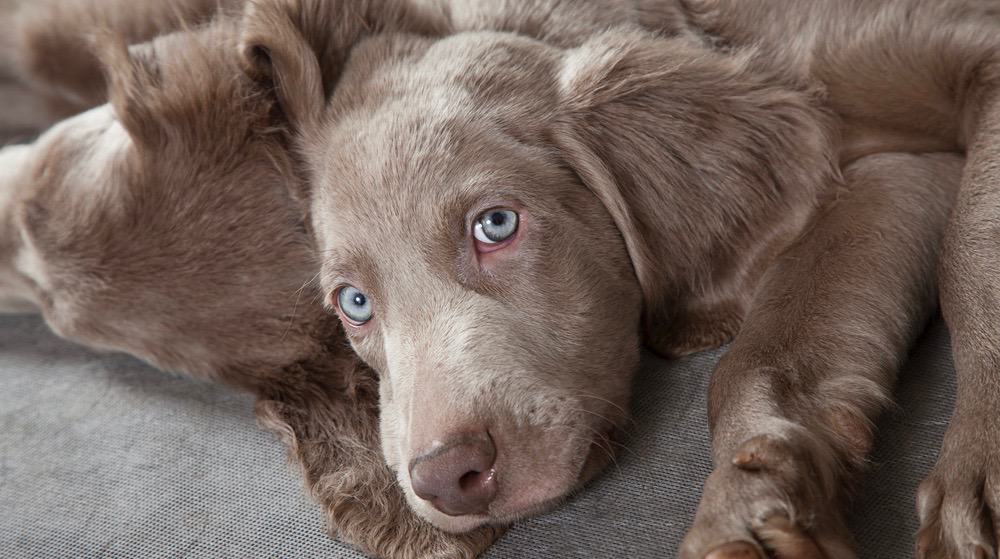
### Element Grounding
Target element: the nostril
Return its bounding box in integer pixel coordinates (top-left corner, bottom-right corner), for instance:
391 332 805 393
459 468 496 492
459 470 479 491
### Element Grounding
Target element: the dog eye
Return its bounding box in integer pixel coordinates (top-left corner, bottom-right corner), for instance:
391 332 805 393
336 286 373 325
473 209 519 245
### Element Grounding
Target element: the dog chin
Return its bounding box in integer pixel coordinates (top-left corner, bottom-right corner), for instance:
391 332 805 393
417 507 492 534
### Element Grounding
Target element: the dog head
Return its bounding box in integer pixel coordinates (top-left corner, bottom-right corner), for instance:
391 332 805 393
242 0 834 533
4 20 338 381
307 54 643 530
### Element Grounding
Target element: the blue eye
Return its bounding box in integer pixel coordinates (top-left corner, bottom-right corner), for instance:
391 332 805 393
336 286 373 325
473 209 519 244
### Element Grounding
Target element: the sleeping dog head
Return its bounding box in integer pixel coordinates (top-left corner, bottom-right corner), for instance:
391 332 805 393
1 19 335 380
242 0 834 533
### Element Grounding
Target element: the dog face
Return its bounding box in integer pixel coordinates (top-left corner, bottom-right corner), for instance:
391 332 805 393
246 21 643 530
311 73 643 530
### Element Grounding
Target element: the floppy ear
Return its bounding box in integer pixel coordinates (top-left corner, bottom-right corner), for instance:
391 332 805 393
14 0 234 113
240 0 448 133
96 37 166 150
239 0 324 133
552 31 837 357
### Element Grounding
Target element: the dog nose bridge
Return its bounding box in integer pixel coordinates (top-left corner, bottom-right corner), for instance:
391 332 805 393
382 281 491 446
398 316 484 463
387 280 477 365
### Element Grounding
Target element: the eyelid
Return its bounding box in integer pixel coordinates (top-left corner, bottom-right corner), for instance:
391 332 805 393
464 196 523 226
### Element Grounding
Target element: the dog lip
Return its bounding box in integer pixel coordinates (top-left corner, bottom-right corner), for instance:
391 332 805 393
441 509 491 519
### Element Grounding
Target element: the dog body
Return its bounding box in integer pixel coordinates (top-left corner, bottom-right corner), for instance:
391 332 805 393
678 5 1000 555
241 0 1000 556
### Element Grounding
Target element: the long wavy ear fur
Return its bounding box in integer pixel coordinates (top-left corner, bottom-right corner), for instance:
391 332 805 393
239 0 324 133
553 30 837 356
93 35 166 149
12 0 235 112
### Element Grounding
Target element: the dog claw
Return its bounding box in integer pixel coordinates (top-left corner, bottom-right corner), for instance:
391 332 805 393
732 448 766 471
705 542 763 559
731 434 793 472
682 432 853 559
756 515 827 558
916 421 1000 559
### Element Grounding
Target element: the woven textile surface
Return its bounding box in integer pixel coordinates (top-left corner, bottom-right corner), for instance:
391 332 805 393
0 314 954 558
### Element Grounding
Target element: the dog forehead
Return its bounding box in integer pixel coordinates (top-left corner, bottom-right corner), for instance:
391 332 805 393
316 95 521 210
326 31 559 137
365 31 557 91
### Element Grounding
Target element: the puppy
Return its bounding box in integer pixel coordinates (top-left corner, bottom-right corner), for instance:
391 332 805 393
0 5 498 558
242 0 997 557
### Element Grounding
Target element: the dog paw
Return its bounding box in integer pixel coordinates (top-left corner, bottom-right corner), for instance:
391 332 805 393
916 416 1000 559
680 434 856 559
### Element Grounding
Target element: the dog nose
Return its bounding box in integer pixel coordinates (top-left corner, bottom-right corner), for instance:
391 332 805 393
408 431 498 516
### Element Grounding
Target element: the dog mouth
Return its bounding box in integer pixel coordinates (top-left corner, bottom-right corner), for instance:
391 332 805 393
498 426 620 521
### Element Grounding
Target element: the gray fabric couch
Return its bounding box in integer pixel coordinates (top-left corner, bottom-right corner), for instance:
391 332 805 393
0 313 954 558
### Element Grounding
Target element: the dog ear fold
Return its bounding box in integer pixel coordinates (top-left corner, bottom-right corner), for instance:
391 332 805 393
239 0 325 133
552 31 837 357
13 0 232 114
240 0 449 133
96 36 166 149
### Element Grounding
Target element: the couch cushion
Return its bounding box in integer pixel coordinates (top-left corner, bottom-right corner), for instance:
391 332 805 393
0 314 954 557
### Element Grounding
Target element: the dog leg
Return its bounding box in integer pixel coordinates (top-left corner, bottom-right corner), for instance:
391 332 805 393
680 153 962 559
917 75 1000 559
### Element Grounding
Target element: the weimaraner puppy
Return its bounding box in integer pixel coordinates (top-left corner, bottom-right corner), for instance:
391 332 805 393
239 0 1000 557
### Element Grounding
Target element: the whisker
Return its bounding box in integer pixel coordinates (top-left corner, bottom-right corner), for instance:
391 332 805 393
281 270 324 340
566 390 634 425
